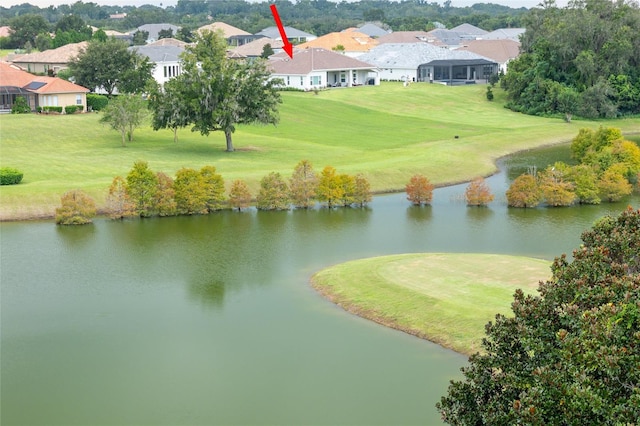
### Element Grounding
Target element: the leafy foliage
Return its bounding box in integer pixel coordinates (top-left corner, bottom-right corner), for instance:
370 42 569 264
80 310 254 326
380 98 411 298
405 174 434 206
464 177 494 206
174 167 208 215
503 1 640 118
11 96 31 114
99 94 149 146
154 30 281 152
125 161 158 217
289 160 317 209
69 38 153 96
538 165 576 207
506 173 542 208
256 172 290 211
8 14 49 48
317 166 343 208
353 174 372 207
154 172 177 217
0 167 24 185
438 207 640 425
338 174 356 207
228 179 252 211
200 165 226 212
55 190 96 225
105 176 136 219
86 93 108 111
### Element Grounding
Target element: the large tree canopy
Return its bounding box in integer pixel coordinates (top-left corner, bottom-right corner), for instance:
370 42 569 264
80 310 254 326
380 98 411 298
502 0 640 118
149 30 281 152
437 207 640 424
69 38 153 96
8 14 50 48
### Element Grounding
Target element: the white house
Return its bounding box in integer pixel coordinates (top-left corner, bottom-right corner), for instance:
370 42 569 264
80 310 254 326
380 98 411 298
268 48 379 90
130 44 185 87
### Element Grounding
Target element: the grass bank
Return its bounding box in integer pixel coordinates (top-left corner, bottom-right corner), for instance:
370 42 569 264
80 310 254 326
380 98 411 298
311 253 551 356
1 83 639 219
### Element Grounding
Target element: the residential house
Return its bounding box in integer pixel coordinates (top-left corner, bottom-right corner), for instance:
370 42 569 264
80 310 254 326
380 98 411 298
356 23 391 38
0 61 89 112
480 28 526 42
9 42 88 75
268 48 379 90
146 37 190 48
231 37 284 59
132 24 180 44
358 42 497 83
456 39 520 74
130 44 185 87
450 23 488 39
0 26 11 38
377 31 435 45
256 26 316 44
197 22 256 46
296 29 378 58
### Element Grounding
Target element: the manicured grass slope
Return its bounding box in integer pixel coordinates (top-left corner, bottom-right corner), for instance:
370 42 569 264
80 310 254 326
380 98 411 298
311 253 551 355
1 83 639 219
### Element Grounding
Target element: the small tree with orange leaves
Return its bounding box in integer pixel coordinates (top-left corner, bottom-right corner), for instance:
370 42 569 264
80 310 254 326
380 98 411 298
465 177 494 206
228 179 252 211
406 174 434 205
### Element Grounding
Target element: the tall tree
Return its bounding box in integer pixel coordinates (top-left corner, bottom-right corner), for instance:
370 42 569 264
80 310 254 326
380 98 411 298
69 38 153 96
437 207 640 425
9 14 50 48
166 30 281 152
289 159 318 209
125 161 158 217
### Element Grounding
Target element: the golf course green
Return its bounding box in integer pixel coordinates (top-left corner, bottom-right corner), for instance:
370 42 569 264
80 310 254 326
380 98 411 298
2 83 639 219
311 253 552 355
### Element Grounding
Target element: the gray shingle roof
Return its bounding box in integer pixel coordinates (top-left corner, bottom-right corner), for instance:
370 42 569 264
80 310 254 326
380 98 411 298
481 28 526 41
257 26 315 39
358 43 489 69
357 23 391 37
130 45 184 62
134 24 180 42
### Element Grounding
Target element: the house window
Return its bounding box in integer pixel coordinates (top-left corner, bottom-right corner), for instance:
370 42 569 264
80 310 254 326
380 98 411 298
340 72 346 83
311 75 321 86
287 76 290 86
300 77 304 86
164 66 167 78
76 95 82 105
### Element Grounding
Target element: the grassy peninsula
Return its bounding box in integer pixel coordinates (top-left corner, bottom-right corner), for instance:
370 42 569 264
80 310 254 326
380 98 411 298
1 83 639 220
311 253 551 355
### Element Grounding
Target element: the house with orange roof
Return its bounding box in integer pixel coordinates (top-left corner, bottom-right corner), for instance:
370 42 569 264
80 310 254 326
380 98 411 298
296 29 378 58
0 61 89 112
456 39 520 74
268 48 379 90
10 42 88 76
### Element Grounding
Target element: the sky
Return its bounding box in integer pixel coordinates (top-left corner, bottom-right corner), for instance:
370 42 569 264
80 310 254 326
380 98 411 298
2 0 572 10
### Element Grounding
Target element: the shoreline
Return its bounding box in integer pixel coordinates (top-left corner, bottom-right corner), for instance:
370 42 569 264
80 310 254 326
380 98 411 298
0 138 575 223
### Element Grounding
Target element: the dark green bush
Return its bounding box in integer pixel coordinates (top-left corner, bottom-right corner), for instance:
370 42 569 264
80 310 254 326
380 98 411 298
87 93 108 111
64 105 82 114
0 167 24 185
42 106 63 113
11 96 31 114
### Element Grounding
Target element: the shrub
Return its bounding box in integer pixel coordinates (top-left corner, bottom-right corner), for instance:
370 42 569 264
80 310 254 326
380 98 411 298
538 166 576 207
86 93 108 111
290 160 317 209
506 174 542 208
174 168 208 215
154 172 177 217
256 172 290 210
338 174 356 207
353 174 372 207
105 176 136 219
0 167 24 185
64 105 82 114
464 177 494 206
228 179 252 211
200 166 226 212
598 166 633 202
317 166 343 208
406 174 434 205
55 190 96 225
11 96 31 114
125 161 158 217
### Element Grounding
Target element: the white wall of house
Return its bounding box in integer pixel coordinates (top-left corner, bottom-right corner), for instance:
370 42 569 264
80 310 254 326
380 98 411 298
153 61 182 86
272 69 378 90
378 67 418 82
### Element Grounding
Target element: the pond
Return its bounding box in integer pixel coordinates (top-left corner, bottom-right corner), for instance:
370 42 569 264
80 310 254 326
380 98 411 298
1 144 638 425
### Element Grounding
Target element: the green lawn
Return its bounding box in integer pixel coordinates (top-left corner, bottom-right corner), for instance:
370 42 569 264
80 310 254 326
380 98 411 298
311 253 551 355
1 83 639 219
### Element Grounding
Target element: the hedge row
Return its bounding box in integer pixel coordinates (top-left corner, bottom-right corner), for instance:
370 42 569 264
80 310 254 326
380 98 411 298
0 167 23 185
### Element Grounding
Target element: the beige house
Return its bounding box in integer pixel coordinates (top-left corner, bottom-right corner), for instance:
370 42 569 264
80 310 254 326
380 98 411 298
10 42 88 75
0 61 89 112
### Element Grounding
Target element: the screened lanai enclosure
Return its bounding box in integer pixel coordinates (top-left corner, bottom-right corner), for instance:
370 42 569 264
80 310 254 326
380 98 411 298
418 59 498 85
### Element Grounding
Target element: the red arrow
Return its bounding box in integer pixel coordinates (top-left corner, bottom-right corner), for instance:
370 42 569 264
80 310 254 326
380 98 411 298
270 4 293 59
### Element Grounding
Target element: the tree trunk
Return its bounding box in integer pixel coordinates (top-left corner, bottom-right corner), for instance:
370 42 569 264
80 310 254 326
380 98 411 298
120 130 126 147
225 130 234 152
173 127 178 143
